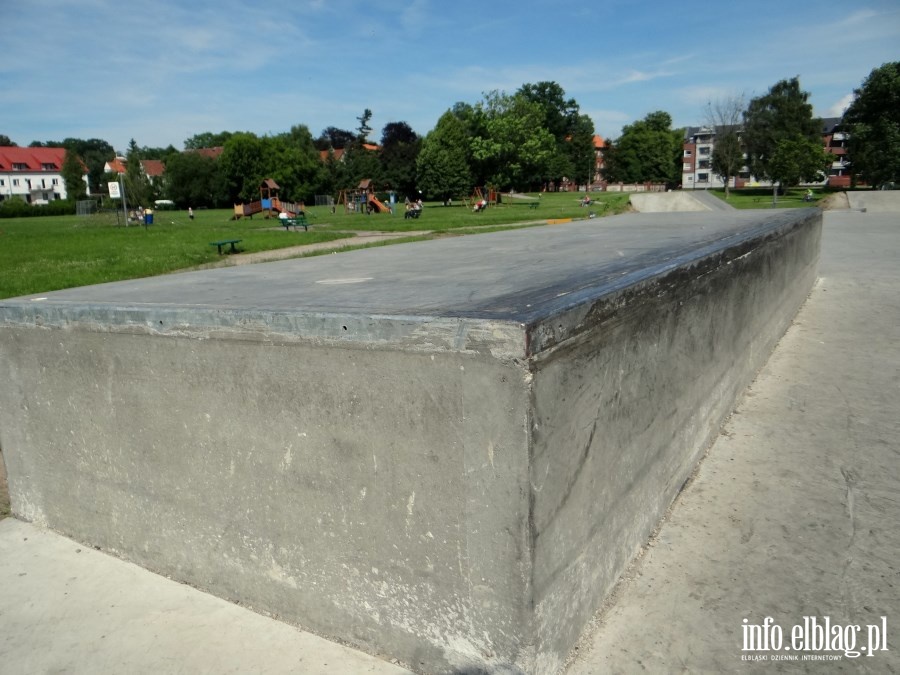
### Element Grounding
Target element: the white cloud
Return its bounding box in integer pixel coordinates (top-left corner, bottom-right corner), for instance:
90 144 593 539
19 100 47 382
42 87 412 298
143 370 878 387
827 93 855 118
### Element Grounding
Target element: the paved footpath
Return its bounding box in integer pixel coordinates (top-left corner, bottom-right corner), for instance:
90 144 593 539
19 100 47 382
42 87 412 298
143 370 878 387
1 210 897 674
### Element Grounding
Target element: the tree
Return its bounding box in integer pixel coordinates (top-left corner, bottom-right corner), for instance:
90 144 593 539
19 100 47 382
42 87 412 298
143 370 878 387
315 127 355 151
124 139 153 207
184 131 234 150
61 150 87 200
0 135 15 146
842 62 900 188
705 95 746 199
604 111 682 185
742 77 820 202
470 91 556 190
416 110 472 201
218 132 268 202
768 137 830 199
268 125 324 202
380 122 421 197
164 151 225 208
567 113 596 189
341 144 382 188
356 109 373 142
517 81 595 188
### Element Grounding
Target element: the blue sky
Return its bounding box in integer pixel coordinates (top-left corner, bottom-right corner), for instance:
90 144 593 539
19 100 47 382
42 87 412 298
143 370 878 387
3 0 898 154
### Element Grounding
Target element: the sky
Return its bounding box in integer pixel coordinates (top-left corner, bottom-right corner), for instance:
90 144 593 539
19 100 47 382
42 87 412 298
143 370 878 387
3 0 899 154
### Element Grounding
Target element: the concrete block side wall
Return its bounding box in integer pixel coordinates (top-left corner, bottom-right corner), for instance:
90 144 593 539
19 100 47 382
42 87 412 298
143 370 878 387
0 335 533 673
525 211 822 671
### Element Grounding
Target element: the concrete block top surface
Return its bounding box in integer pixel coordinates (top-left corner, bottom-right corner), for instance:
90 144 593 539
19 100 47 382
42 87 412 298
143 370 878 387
0 210 818 356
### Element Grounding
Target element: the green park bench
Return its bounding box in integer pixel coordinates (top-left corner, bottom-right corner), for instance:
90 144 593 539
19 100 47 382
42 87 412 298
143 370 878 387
210 239 242 255
281 214 308 231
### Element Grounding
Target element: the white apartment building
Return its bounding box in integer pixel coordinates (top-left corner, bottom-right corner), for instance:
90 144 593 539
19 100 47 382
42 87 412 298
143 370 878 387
681 125 755 190
0 146 89 204
681 118 844 190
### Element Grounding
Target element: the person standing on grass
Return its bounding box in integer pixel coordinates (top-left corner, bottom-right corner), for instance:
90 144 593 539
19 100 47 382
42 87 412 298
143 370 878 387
188 206 194 221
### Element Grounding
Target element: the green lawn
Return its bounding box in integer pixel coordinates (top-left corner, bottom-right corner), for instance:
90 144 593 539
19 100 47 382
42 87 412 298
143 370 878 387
706 187 824 208
0 210 350 299
0 192 630 299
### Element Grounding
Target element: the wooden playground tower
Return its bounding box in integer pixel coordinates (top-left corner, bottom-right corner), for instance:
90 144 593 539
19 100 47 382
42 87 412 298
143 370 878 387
336 179 390 214
233 179 304 219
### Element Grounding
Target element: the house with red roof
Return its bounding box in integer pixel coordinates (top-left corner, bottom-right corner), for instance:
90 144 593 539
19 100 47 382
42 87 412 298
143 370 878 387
0 146 88 204
104 157 166 186
191 147 224 160
318 143 380 163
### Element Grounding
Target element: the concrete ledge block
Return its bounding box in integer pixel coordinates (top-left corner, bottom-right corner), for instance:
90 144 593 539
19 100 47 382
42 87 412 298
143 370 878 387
0 209 821 674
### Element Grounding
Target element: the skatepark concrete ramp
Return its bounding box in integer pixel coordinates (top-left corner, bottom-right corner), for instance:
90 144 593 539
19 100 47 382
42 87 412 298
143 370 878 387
0 209 821 674
629 191 714 212
846 190 900 212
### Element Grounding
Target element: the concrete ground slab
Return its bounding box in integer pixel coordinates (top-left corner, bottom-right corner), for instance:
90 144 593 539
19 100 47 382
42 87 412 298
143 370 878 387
0 210 892 673
565 210 900 673
846 190 900 212
0 209 821 673
0 517 413 675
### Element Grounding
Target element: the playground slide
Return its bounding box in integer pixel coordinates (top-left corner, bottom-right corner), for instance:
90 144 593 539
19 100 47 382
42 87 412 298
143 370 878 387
368 197 391 213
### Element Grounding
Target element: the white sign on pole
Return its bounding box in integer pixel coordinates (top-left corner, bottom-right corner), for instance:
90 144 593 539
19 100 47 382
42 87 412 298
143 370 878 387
108 182 121 198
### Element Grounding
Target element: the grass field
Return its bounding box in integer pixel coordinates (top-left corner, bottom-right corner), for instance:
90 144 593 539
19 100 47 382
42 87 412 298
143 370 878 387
0 192 630 299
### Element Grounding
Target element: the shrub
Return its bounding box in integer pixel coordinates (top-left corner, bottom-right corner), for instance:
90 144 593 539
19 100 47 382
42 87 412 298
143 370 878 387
0 198 76 219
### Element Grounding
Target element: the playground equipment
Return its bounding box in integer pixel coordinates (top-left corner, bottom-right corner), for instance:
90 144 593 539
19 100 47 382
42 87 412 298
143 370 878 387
337 179 392 214
463 186 501 210
233 179 304 220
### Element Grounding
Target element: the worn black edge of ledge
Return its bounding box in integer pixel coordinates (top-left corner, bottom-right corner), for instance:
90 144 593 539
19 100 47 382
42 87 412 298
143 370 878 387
521 208 821 357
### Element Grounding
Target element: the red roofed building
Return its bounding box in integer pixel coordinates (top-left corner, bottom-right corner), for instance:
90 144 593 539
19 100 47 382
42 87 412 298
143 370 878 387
0 146 88 204
318 144 380 163
140 159 165 183
104 157 166 185
191 147 224 160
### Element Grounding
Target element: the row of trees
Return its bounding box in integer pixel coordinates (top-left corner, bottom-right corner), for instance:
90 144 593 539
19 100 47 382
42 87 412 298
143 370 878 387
3 64 897 208
417 83 596 201
162 81 599 207
5 81 598 208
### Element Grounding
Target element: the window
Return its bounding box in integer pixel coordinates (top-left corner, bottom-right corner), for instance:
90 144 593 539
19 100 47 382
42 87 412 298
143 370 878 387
698 146 711 156
52 178 59 185
0 179 4 186
12 179 19 186
683 163 692 171
684 149 692 157
12 162 28 170
698 160 711 170
697 173 709 183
